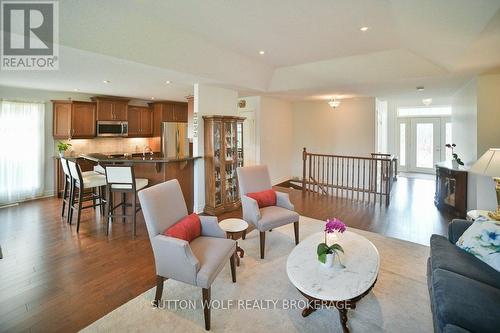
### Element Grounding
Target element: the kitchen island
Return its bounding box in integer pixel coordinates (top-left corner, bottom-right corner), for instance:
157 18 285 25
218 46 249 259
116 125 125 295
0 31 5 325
55 153 200 213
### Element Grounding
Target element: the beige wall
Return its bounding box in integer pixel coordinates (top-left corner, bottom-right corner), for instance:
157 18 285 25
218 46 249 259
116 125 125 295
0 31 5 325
258 96 293 184
477 73 500 156
451 79 478 164
291 97 376 177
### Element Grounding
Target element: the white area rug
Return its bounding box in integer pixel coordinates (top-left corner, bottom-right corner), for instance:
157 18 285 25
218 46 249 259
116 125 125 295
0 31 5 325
81 216 432 332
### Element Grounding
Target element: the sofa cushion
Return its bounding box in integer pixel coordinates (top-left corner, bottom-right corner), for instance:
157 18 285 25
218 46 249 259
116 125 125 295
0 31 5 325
430 234 500 289
247 189 276 208
431 268 500 333
456 220 500 272
164 213 201 243
443 324 472 333
190 236 236 288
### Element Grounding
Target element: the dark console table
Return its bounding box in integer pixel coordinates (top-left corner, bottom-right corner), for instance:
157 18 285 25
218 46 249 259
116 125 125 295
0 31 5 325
434 161 468 218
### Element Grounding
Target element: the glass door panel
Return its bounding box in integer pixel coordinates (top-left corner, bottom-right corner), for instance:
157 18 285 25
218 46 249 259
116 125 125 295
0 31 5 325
410 117 440 173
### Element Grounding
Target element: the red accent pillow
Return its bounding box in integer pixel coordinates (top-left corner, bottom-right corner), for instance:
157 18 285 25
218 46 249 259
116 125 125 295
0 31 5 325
163 213 201 242
246 189 276 208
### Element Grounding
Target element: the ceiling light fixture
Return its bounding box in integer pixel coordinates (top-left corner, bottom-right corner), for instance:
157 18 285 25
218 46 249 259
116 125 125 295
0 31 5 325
73 88 79 92
151 97 155 100
103 80 111 84
165 80 172 84
328 98 341 109
360 26 370 32
259 50 265 55
422 98 432 106
416 86 425 91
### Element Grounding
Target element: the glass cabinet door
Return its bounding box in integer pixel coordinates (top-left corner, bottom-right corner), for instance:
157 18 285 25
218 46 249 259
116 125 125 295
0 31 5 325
236 121 244 168
213 121 222 206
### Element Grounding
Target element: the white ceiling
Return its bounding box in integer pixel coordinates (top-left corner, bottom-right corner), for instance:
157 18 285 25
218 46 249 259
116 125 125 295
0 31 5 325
1 0 500 102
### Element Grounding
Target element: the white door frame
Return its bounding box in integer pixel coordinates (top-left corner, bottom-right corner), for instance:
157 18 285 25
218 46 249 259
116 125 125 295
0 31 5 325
397 116 451 174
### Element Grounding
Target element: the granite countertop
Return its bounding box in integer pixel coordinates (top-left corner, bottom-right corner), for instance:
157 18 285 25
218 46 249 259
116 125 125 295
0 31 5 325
55 152 200 163
80 152 200 163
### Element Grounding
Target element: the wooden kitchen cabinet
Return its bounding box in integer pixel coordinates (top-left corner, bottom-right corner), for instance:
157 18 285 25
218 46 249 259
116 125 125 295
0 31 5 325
128 106 152 137
53 101 72 138
94 97 129 121
52 101 96 139
71 102 96 138
151 101 188 136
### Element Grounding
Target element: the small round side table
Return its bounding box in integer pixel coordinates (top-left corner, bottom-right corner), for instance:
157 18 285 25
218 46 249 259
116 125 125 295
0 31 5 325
219 218 248 266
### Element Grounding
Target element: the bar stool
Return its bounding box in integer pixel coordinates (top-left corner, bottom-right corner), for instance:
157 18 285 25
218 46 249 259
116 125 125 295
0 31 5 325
104 165 148 239
67 160 107 232
60 158 99 218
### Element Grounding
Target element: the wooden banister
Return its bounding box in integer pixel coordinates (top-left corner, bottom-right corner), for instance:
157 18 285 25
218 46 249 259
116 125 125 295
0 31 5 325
301 148 398 205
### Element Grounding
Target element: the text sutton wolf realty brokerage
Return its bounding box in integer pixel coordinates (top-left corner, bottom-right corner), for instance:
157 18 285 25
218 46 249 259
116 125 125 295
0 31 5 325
1 0 59 70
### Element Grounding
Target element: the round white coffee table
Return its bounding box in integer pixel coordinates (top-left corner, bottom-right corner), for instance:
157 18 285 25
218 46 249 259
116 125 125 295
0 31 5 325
286 231 380 333
219 218 248 266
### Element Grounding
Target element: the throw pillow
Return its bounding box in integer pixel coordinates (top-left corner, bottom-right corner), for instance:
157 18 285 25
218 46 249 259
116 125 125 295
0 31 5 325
164 213 201 242
456 220 500 272
246 189 277 208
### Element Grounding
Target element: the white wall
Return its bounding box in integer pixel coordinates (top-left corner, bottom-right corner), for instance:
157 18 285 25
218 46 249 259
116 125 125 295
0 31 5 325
291 97 376 177
193 84 239 212
451 79 478 164
477 73 500 156
257 96 293 184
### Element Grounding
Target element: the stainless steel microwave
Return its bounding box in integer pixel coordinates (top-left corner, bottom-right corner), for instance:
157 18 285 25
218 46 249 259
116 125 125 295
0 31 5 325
97 121 128 137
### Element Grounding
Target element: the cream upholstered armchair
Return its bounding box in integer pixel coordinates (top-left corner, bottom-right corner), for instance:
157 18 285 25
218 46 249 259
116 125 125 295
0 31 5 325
138 179 236 331
236 165 300 259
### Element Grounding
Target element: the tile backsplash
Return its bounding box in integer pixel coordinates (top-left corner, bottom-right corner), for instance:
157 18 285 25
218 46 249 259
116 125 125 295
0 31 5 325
56 137 155 156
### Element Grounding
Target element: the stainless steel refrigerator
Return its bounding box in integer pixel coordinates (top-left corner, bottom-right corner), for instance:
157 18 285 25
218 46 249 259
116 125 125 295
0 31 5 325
160 122 189 158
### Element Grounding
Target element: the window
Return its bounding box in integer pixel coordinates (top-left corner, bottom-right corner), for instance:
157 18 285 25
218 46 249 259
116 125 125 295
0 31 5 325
399 123 406 167
0 101 45 204
416 123 434 168
398 106 451 117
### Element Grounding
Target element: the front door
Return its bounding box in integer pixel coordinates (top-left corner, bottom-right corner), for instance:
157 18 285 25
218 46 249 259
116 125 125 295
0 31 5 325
409 117 441 173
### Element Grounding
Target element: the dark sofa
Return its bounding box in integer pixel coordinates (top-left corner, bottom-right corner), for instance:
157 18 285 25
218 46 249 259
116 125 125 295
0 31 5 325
428 219 500 333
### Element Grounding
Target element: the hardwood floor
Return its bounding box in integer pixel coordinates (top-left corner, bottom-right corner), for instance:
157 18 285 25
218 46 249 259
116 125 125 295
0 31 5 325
0 175 453 332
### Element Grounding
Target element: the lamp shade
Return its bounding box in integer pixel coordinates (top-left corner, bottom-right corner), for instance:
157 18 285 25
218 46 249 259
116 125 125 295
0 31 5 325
470 148 500 177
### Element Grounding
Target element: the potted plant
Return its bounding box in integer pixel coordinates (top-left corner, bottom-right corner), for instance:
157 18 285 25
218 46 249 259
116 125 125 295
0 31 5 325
317 218 347 268
57 141 72 158
445 143 464 168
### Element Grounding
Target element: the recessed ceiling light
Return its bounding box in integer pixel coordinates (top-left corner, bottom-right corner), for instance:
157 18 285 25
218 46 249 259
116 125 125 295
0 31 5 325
360 26 370 32
165 80 172 84
151 97 155 100
73 88 79 92
103 80 111 84
259 50 265 55
416 86 425 91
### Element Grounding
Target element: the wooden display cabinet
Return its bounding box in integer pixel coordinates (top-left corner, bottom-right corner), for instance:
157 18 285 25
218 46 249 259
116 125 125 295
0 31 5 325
203 115 245 215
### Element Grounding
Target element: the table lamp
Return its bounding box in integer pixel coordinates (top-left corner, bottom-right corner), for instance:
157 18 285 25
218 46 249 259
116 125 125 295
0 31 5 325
470 148 500 220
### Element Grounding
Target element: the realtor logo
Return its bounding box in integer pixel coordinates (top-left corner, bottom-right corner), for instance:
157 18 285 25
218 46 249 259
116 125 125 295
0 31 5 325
1 0 59 70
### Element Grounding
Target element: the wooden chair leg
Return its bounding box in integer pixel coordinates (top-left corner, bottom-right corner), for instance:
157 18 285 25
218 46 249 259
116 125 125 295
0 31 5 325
121 193 126 223
105 188 111 236
76 187 83 233
230 252 236 283
260 231 266 259
202 287 211 331
132 193 137 239
154 275 165 307
92 188 96 210
294 221 299 245
61 178 68 217
242 229 247 240
67 180 75 225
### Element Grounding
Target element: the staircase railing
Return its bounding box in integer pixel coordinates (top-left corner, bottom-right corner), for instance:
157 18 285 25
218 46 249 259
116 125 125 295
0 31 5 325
301 148 397 205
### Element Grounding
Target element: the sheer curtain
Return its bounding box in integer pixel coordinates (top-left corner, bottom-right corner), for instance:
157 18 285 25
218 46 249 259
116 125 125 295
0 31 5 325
0 100 45 204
